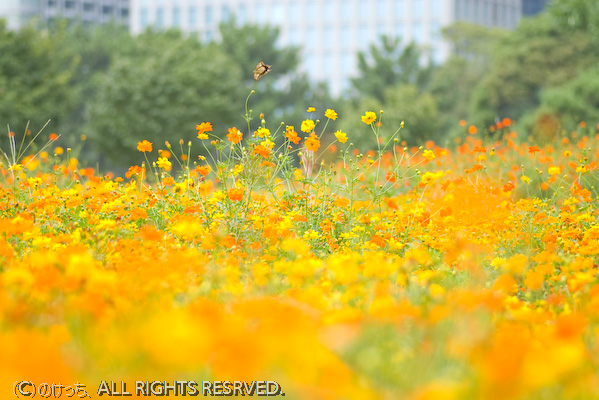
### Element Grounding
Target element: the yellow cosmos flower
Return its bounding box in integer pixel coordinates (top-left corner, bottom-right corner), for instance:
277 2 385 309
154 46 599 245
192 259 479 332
255 127 271 138
324 109 338 120
423 149 435 161
334 130 348 143
301 119 316 133
421 172 437 185
548 166 561 176
156 157 172 170
361 111 377 124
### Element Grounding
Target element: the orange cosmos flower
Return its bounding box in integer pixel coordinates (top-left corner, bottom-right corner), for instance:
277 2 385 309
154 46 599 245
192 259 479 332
228 187 244 201
196 165 210 177
49 133 59 141
304 132 320 152
227 127 242 144
254 144 271 158
528 146 540 154
162 177 175 186
468 125 477 135
125 165 143 179
285 126 301 144
196 122 213 139
137 140 153 152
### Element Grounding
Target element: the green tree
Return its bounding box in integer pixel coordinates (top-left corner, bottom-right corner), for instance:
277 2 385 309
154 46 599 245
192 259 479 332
521 65 599 141
549 0 599 43
0 20 78 148
428 23 507 134
59 22 136 143
349 36 431 102
339 83 442 151
469 13 599 126
86 30 243 170
216 21 329 127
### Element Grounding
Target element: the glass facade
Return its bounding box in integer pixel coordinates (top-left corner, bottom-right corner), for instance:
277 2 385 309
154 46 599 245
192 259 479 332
121 0 529 96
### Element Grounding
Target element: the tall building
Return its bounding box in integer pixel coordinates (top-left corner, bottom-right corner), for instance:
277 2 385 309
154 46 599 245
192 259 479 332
522 0 548 16
0 0 130 30
130 0 522 95
0 0 40 30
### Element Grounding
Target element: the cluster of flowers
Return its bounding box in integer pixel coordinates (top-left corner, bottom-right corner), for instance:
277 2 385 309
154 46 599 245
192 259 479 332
1 110 599 399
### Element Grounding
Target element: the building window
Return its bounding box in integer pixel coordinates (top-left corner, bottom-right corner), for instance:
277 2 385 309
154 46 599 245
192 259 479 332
341 25 352 48
222 5 231 22
376 24 386 39
323 53 334 75
289 2 300 19
377 0 387 20
323 26 334 49
340 78 350 93
140 8 149 28
255 3 266 24
358 25 369 48
413 22 424 43
173 7 180 26
341 2 352 19
359 2 370 20
83 3 93 12
205 5 213 24
431 0 442 17
272 3 283 23
492 2 498 25
483 1 489 24
323 2 335 22
306 1 317 19
395 0 405 17
65 1 75 9
432 46 443 64
412 0 423 18
156 8 164 27
431 21 441 39
103 6 113 15
306 27 317 50
341 52 353 74
288 27 300 45
395 23 403 40
304 53 317 75
237 4 247 25
48 0 56 7
121 9 128 18
189 7 197 26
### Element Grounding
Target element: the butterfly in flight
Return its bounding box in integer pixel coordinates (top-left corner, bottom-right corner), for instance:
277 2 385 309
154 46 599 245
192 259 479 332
253 61 272 81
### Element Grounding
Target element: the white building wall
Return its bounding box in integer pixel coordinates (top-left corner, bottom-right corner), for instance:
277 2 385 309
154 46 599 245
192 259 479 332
129 0 522 96
1 0 130 29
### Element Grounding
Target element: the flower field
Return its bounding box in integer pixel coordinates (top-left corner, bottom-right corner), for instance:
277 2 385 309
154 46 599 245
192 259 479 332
2 108 599 399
